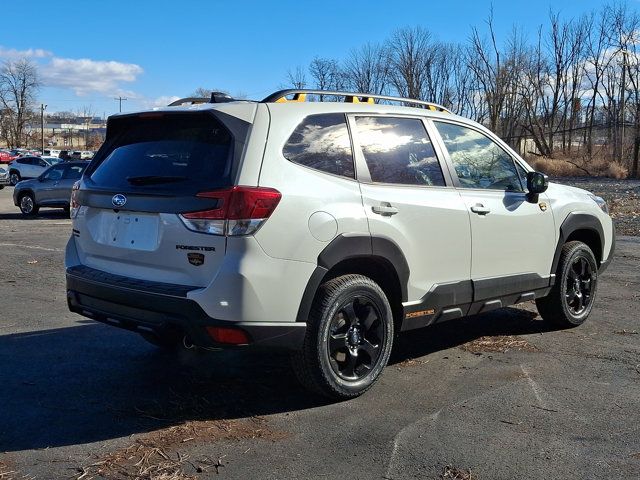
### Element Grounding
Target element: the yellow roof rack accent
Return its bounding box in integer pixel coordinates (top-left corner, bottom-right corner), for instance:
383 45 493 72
345 95 374 104
275 93 307 103
262 89 451 113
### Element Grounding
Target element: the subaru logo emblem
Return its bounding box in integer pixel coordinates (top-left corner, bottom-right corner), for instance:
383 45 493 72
112 194 127 208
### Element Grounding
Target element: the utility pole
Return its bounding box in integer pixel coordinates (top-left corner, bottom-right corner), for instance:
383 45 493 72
114 96 127 113
620 49 628 162
40 104 47 154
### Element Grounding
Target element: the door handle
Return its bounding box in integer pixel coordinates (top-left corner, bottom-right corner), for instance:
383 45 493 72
470 203 491 215
371 202 399 216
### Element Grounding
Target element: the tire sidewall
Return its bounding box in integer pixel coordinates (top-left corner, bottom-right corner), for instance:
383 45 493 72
558 245 598 325
315 282 394 396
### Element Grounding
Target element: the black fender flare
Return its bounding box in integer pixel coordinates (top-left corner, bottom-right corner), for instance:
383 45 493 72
551 212 605 274
296 234 410 322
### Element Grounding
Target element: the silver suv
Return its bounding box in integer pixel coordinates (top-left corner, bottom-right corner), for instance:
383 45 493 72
66 90 615 399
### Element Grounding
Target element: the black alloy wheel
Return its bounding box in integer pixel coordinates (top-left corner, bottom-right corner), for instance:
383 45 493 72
565 255 594 316
327 295 385 381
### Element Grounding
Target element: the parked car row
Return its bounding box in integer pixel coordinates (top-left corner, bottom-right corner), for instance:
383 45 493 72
0 154 90 217
0 148 94 164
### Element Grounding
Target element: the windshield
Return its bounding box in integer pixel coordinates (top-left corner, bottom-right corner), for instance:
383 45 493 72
88 113 234 193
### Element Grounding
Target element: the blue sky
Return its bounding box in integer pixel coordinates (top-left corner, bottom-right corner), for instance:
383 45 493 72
0 0 615 116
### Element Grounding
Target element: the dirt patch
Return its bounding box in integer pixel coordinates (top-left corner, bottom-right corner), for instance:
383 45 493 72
395 358 430 368
77 417 288 480
614 329 639 335
0 461 13 479
460 335 538 354
441 465 478 479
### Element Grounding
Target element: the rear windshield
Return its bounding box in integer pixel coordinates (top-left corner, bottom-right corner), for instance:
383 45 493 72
88 113 233 193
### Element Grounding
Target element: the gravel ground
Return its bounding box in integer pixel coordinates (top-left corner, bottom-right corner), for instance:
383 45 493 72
552 176 640 236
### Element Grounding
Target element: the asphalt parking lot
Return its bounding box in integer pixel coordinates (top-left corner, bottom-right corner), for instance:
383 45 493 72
1 184 639 480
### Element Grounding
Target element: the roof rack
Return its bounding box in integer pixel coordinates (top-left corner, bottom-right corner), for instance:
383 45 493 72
261 89 451 113
168 97 209 106
168 92 236 107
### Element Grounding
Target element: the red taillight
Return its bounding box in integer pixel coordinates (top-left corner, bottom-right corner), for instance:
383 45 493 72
183 186 281 220
179 186 281 236
206 326 250 345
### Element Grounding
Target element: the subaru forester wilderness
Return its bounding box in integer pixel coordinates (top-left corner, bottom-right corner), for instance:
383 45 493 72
66 89 615 399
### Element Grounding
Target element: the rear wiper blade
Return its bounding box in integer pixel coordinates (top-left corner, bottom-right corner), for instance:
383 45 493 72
126 175 187 185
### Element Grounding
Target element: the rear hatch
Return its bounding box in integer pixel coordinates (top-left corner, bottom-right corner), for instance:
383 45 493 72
72 108 255 287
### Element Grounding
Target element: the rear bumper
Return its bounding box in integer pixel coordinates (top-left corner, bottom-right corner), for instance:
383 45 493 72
66 265 306 350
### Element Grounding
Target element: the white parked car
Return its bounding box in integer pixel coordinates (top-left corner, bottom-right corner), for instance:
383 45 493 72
43 149 62 158
7 156 59 185
65 89 615 399
70 150 93 160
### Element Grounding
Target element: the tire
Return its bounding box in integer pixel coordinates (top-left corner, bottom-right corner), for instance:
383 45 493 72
536 241 598 328
18 193 39 216
9 171 21 186
139 331 181 350
292 274 394 400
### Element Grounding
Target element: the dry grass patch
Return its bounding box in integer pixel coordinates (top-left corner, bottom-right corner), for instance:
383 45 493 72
460 335 538 354
77 417 288 480
528 156 629 179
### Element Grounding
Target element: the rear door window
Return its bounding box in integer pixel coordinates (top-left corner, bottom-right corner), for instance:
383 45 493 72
87 113 234 193
283 113 354 178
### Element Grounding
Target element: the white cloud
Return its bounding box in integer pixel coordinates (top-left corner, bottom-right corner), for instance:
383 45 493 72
41 57 144 96
0 46 52 59
142 95 180 108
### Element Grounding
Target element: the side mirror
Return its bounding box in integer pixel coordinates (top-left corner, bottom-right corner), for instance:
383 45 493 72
527 171 548 194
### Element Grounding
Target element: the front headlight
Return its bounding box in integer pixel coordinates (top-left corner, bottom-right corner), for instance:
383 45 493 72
589 194 609 214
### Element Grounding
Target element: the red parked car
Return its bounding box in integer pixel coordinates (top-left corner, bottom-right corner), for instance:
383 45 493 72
0 151 17 164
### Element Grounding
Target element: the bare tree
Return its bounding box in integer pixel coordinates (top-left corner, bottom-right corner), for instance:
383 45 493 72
308 57 345 99
343 43 390 95
387 26 433 100
286 66 307 89
0 58 39 147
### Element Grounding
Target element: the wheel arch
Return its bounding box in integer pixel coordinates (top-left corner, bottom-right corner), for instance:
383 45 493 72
551 212 604 273
296 234 409 328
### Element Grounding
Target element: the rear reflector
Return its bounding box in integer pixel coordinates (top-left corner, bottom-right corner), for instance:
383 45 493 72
206 326 250 345
179 186 281 236
70 181 81 218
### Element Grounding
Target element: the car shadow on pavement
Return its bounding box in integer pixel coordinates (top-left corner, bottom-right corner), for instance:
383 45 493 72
0 210 69 220
390 306 553 364
0 307 553 452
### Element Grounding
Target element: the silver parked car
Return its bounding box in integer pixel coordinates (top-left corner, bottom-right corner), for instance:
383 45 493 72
13 161 87 215
0 166 9 189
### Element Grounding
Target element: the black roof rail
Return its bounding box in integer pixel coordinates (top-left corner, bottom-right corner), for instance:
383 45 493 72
167 92 236 107
167 97 209 107
261 89 452 113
